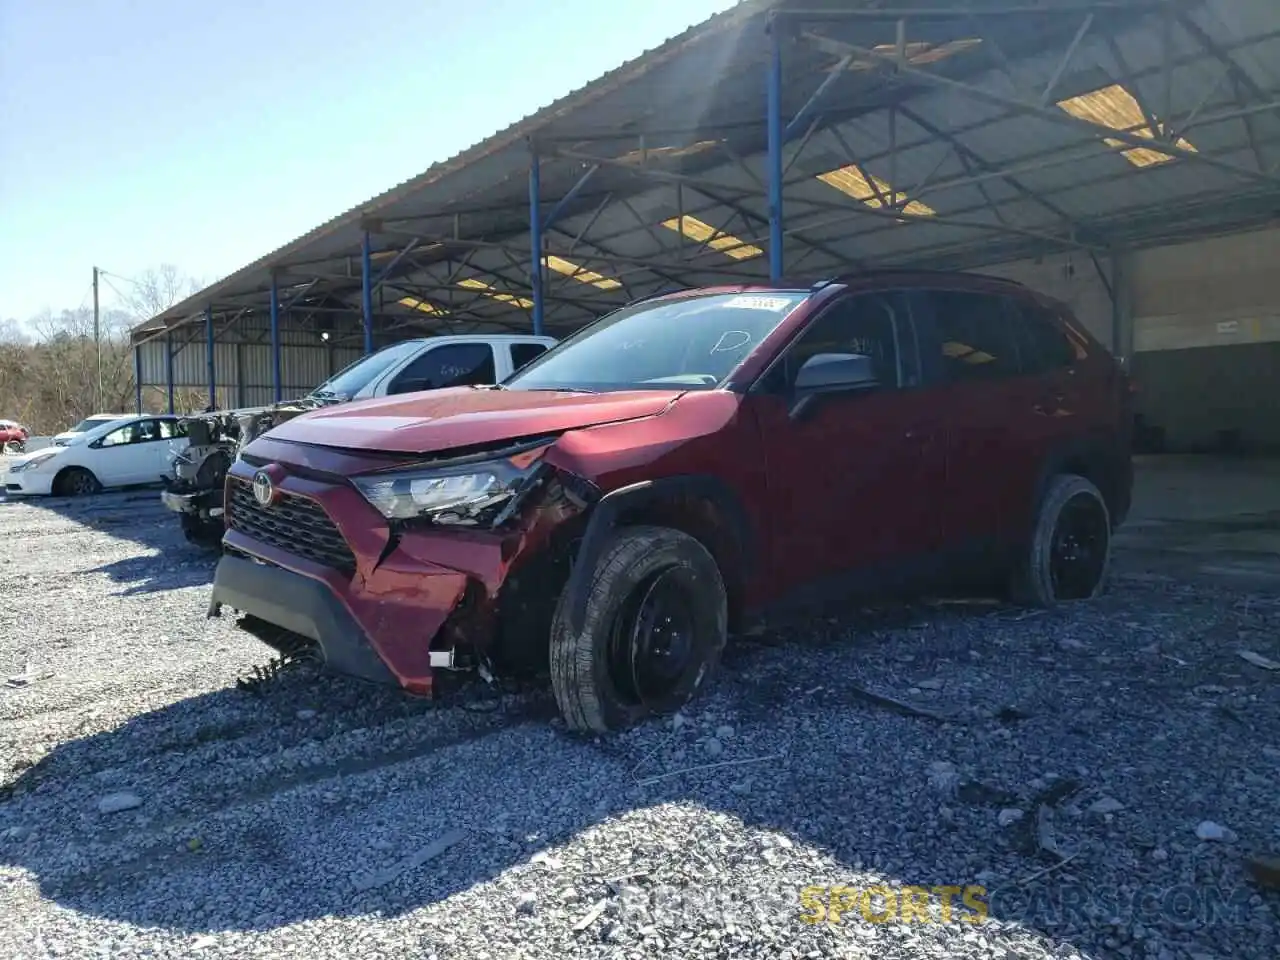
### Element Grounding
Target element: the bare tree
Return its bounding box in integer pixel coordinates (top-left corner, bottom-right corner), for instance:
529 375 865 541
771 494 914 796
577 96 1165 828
0 265 201 433
119 264 200 320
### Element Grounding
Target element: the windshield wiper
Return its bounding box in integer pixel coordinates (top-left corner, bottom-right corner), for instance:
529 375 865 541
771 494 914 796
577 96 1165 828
517 386 599 394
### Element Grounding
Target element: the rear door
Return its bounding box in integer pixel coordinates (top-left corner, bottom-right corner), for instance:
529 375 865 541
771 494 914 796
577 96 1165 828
747 289 945 596
382 342 498 395
909 286 1040 552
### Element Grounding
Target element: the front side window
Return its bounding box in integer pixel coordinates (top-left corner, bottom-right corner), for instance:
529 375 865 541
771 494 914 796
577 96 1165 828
100 423 141 447
767 291 914 391
925 290 1022 383
387 344 497 394
506 291 812 392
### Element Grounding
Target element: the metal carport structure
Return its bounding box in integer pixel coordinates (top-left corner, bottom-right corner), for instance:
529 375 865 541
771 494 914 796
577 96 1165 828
130 0 1280 416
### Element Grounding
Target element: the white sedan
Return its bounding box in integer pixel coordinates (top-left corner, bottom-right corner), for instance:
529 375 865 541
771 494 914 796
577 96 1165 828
4 414 188 497
51 413 134 447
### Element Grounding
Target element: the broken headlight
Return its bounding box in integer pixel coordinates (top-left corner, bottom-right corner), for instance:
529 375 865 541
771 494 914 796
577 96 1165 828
351 449 549 527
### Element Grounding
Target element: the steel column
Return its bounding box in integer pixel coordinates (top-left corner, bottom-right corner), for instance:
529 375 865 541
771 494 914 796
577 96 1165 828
205 305 216 410
529 149 545 335
133 346 142 414
269 271 282 403
361 231 375 355
766 17 785 282
165 332 175 415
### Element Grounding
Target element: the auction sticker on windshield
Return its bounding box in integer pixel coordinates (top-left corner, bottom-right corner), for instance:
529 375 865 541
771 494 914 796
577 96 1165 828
722 295 798 311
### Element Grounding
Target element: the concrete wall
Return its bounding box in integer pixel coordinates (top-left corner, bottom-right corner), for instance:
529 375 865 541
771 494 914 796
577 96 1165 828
981 229 1280 453
1128 226 1280 452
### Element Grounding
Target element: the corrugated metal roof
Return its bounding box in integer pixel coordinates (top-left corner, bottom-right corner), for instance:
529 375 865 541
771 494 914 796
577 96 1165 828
133 0 1280 345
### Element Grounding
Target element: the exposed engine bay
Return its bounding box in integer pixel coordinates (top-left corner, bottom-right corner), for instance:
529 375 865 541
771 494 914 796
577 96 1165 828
160 398 335 546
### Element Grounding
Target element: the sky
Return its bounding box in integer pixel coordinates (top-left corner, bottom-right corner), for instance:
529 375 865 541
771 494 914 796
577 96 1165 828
0 0 741 322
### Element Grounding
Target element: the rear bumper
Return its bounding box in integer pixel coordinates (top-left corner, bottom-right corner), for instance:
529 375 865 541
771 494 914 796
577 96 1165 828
211 554 397 685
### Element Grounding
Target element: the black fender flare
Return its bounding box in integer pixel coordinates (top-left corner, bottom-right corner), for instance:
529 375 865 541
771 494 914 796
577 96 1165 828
561 475 756 636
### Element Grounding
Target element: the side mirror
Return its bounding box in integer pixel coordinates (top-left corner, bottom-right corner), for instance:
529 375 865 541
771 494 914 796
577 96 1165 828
790 352 880 420
88 438 103 450
795 353 878 392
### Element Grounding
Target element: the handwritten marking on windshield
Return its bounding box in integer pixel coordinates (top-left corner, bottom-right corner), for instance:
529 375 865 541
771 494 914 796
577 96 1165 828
710 331 752 354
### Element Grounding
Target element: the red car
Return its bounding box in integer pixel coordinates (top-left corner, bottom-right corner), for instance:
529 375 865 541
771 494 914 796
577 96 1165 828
0 420 29 453
210 272 1133 732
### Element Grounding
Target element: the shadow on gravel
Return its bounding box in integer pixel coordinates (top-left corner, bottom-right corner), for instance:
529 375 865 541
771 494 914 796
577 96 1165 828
1 591 1274 957
18 489 220 595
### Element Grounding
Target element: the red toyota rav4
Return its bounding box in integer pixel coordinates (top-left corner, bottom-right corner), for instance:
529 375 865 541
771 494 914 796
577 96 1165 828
210 271 1132 732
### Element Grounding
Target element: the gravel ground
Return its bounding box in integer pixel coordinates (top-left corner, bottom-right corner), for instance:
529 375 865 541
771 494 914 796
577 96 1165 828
0 489 1277 960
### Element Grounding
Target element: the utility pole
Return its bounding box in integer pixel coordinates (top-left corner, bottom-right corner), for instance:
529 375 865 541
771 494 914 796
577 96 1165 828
92 266 102 411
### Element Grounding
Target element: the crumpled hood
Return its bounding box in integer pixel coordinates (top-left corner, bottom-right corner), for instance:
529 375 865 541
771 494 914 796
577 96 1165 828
260 386 683 454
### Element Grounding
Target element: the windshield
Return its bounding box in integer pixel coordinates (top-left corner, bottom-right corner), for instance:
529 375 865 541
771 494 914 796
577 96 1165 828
69 416 119 433
312 340 427 398
505 291 811 392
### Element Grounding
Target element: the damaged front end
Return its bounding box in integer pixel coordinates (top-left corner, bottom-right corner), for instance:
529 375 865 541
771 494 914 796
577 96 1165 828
210 433 601 696
161 399 336 546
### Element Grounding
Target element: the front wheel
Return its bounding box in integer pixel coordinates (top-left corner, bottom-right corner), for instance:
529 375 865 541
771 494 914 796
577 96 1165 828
1010 474 1112 607
56 467 102 497
549 525 727 733
3 440 24 454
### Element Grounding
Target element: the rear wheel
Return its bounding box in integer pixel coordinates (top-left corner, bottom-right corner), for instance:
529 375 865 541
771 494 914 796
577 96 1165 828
549 525 727 733
1010 474 1112 607
56 467 102 497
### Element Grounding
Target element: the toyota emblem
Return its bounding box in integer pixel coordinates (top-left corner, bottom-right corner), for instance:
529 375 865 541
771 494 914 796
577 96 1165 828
252 470 275 507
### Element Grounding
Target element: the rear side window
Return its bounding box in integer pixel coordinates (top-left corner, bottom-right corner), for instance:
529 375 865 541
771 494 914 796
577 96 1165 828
924 290 1021 383
1010 300 1079 373
387 344 496 394
510 342 549 371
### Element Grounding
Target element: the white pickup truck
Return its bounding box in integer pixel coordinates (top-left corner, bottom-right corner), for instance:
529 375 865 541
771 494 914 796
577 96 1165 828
161 333 558 544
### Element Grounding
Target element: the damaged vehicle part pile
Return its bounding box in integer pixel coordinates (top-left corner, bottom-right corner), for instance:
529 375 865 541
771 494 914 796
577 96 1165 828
208 274 1134 732
160 334 556 546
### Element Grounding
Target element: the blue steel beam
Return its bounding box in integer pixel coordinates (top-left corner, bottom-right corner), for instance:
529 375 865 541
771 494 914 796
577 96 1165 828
269 272 282 403
528 149 545 335
766 17 785 282
165 332 175 415
371 240 420 293
205 304 216 410
133 346 142 414
541 164 599 232
361 231 375 354
785 54 853 140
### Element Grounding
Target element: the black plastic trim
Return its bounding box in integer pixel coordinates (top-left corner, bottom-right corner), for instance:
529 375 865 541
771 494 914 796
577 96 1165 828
210 554 396 685
562 475 755 636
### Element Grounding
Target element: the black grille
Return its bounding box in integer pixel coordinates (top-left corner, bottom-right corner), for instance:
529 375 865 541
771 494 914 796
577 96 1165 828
226 479 357 576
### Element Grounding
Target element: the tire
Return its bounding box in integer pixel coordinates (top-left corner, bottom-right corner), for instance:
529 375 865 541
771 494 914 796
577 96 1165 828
56 467 102 497
1010 474 1112 608
549 525 727 734
181 512 224 549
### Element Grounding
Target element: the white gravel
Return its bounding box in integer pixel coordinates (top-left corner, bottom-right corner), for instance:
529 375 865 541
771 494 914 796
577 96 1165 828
0 490 1277 959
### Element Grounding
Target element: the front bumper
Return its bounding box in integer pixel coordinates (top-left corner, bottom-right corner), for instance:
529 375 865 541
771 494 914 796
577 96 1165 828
212 446 512 696
211 554 396 685
161 487 222 516
4 469 54 496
